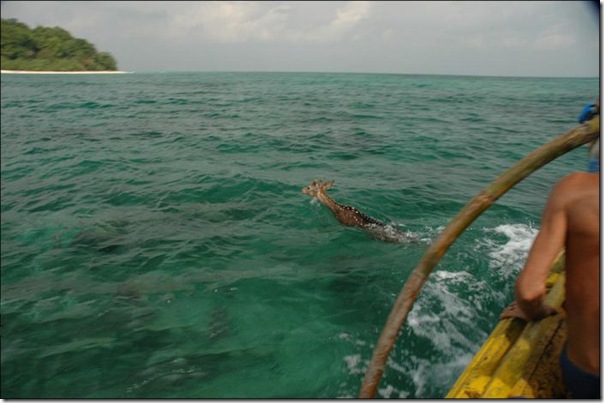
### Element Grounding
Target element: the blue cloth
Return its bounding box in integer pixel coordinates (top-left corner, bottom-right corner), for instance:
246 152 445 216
559 346 600 399
578 103 597 123
588 158 600 173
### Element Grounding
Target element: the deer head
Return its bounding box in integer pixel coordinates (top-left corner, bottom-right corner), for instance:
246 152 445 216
302 179 334 197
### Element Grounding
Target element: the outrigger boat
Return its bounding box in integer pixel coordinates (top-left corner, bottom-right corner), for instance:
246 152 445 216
446 252 568 398
358 116 599 399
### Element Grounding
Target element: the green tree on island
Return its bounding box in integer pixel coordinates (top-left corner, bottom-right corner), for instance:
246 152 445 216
1 18 118 71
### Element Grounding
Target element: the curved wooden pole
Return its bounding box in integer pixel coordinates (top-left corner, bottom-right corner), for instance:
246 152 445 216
359 117 600 398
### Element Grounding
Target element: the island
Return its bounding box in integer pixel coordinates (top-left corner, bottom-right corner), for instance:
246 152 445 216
1 18 120 72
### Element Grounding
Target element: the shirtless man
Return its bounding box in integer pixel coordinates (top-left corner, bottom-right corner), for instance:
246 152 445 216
501 140 600 398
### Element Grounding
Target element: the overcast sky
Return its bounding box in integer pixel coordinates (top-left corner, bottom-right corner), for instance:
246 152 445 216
1 1 600 77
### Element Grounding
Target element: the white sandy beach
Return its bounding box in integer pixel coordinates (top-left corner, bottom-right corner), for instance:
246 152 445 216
1 70 131 74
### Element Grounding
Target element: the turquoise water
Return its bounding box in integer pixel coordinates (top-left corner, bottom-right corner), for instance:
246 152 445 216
1 72 598 398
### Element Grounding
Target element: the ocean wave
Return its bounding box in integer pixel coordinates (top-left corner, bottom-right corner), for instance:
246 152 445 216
484 223 538 276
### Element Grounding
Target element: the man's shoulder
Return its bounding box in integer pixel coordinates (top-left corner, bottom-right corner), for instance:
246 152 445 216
556 172 599 188
550 172 599 205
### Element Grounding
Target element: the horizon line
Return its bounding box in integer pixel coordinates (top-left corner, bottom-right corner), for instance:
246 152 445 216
1 68 598 80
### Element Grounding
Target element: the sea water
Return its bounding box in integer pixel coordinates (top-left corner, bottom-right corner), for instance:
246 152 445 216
1 72 598 398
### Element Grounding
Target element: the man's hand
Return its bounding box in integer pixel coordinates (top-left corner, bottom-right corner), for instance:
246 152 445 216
500 300 558 322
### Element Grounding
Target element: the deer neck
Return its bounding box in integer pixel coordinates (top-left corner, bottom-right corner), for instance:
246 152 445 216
317 190 343 213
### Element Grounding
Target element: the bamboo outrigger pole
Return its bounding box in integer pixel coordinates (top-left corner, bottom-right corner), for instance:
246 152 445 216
359 116 600 398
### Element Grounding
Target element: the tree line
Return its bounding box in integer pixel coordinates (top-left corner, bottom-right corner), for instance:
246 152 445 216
1 18 118 71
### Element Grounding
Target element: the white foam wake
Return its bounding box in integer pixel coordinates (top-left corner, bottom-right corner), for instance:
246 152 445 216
484 223 538 277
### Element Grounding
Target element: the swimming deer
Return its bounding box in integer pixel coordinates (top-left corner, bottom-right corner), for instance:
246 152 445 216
302 179 415 243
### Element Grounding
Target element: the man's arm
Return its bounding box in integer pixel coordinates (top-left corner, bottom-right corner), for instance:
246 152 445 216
501 178 570 321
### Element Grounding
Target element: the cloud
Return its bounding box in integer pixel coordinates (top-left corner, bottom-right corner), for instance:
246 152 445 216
168 2 288 42
161 1 375 44
322 1 373 40
533 32 577 50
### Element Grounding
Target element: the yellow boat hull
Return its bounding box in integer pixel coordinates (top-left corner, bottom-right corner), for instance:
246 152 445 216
446 254 569 398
